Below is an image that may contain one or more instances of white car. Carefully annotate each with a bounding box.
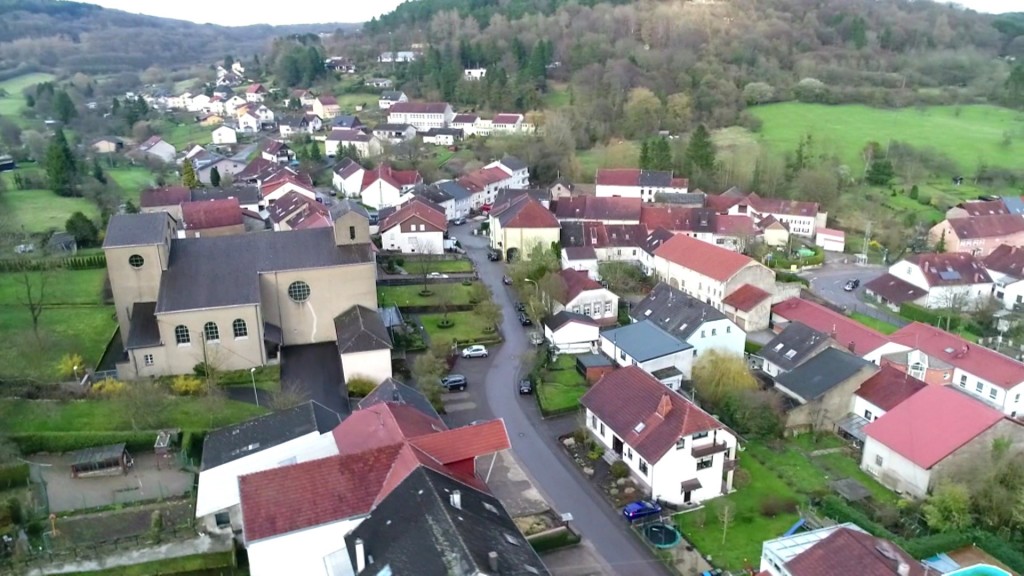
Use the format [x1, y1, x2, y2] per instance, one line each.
[461, 345, 489, 358]
[427, 272, 449, 278]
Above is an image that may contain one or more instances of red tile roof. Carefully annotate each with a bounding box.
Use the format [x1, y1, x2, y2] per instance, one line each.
[246, 83, 266, 94]
[817, 227, 845, 239]
[786, 527, 925, 576]
[722, 283, 770, 312]
[318, 95, 338, 106]
[983, 244, 1024, 278]
[639, 206, 715, 232]
[408, 419, 510, 464]
[906, 252, 991, 286]
[890, 322, 1024, 389]
[389, 102, 450, 114]
[947, 214, 1024, 239]
[493, 196, 559, 229]
[332, 403, 447, 455]
[557, 268, 603, 303]
[457, 166, 511, 193]
[716, 214, 759, 236]
[581, 366, 727, 463]
[855, 365, 927, 412]
[260, 173, 315, 199]
[864, 385, 1006, 469]
[595, 168, 641, 186]
[451, 113, 479, 124]
[955, 200, 1008, 216]
[140, 186, 190, 208]
[362, 164, 422, 192]
[772, 298, 889, 356]
[492, 113, 522, 125]
[653, 233, 754, 282]
[863, 273, 927, 305]
[379, 198, 447, 233]
[705, 193, 743, 213]
[746, 193, 819, 217]
[180, 198, 242, 230]
[555, 196, 643, 222]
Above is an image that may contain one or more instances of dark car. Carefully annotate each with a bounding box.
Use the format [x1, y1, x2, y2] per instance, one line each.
[518, 378, 533, 395]
[844, 279, 861, 292]
[515, 301, 526, 312]
[622, 500, 662, 522]
[518, 312, 533, 326]
[488, 250, 502, 262]
[440, 374, 467, 391]
[502, 275, 513, 285]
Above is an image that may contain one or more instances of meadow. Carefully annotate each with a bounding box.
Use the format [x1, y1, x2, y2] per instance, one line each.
[0, 72, 56, 117]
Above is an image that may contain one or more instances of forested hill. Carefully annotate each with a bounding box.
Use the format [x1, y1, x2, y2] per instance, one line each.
[0, 0, 355, 76]
[365, 0, 632, 32]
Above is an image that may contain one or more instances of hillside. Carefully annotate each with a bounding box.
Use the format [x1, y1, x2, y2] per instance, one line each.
[0, 0, 358, 76]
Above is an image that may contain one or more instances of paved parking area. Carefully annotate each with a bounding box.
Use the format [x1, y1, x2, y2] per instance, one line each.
[280, 343, 348, 415]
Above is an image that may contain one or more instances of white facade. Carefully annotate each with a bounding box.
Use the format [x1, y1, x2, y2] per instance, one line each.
[596, 183, 688, 201]
[238, 113, 260, 133]
[212, 126, 237, 145]
[333, 169, 365, 197]
[555, 287, 618, 324]
[464, 68, 487, 80]
[951, 368, 1024, 416]
[651, 257, 730, 310]
[326, 134, 382, 159]
[489, 160, 529, 189]
[860, 435, 932, 498]
[340, 349, 393, 384]
[195, 432, 337, 532]
[423, 132, 456, 146]
[599, 336, 694, 387]
[188, 94, 211, 113]
[225, 96, 247, 115]
[545, 321, 600, 354]
[815, 230, 845, 253]
[561, 251, 600, 281]
[248, 518, 361, 576]
[386, 105, 454, 132]
[381, 224, 444, 254]
[887, 259, 993, 310]
[851, 393, 886, 424]
[987, 269, 1024, 311]
[360, 180, 409, 210]
[263, 182, 316, 205]
[683, 318, 745, 360]
[585, 409, 737, 506]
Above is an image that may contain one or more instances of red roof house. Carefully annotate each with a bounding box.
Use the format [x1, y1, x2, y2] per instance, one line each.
[783, 526, 925, 576]
[771, 298, 890, 359]
[652, 233, 755, 282]
[180, 198, 243, 236]
[854, 365, 927, 415]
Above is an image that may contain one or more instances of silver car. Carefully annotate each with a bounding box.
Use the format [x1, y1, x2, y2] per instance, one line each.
[461, 345, 489, 358]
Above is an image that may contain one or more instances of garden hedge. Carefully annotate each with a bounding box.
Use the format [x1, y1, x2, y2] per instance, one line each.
[10, 432, 163, 454]
[0, 254, 106, 272]
[0, 463, 29, 490]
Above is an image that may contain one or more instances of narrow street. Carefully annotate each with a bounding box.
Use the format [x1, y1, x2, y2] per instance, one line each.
[455, 231, 672, 576]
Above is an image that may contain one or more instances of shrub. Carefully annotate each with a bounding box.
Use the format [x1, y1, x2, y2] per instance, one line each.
[91, 378, 127, 397]
[170, 375, 204, 396]
[586, 446, 604, 461]
[346, 376, 377, 398]
[3, 497, 23, 526]
[760, 495, 799, 517]
[817, 495, 895, 539]
[610, 460, 630, 479]
[732, 467, 752, 489]
[0, 463, 30, 490]
[9, 432, 158, 454]
[56, 353, 85, 380]
[149, 510, 163, 544]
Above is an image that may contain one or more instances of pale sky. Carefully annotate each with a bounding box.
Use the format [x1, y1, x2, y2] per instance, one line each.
[82, 0, 1016, 27]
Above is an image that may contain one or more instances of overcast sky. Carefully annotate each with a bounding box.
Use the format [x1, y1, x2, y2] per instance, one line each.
[82, 0, 1015, 27]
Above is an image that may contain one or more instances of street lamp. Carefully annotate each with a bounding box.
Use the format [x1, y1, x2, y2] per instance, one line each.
[72, 365, 79, 381]
[249, 367, 259, 407]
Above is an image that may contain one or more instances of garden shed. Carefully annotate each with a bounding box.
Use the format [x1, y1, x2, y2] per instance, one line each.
[69, 443, 131, 478]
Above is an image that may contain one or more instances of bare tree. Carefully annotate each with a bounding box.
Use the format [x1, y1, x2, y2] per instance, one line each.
[115, 380, 170, 431]
[17, 271, 48, 343]
[718, 502, 734, 545]
[268, 380, 310, 411]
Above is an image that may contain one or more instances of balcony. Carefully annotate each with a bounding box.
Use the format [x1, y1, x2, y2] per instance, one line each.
[723, 459, 738, 471]
[691, 441, 729, 458]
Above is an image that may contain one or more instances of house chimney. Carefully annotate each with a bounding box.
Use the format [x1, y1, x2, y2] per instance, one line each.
[656, 394, 672, 418]
[354, 538, 366, 573]
[897, 562, 910, 576]
[488, 551, 499, 571]
[450, 490, 462, 509]
[848, 341, 856, 354]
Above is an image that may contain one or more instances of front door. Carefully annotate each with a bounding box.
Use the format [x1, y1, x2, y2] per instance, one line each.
[683, 490, 692, 504]
[612, 436, 624, 456]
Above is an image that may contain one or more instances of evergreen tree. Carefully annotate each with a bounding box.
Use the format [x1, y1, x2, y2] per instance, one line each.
[309, 141, 322, 162]
[45, 129, 77, 197]
[111, 97, 120, 114]
[53, 90, 77, 124]
[866, 159, 895, 186]
[683, 124, 717, 175]
[65, 212, 99, 247]
[651, 138, 673, 171]
[639, 139, 651, 170]
[936, 229, 947, 253]
[209, 166, 221, 187]
[91, 157, 106, 184]
[526, 41, 548, 90]
[340, 144, 360, 162]
[181, 161, 200, 189]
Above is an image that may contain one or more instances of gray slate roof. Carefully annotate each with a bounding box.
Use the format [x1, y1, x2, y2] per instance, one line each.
[155, 228, 374, 314]
[601, 319, 691, 362]
[126, 302, 161, 350]
[191, 184, 261, 205]
[411, 184, 452, 206]
[357, 378, 439, 420]
[631, 282, 730, 340]
[759, 322, 831, 372]
[200, 401, 343, 471]
[638, 169, 672, 187]
[334, 305, 393, 354]
[103, 213, 172, 248]
[500, 155, 528, 172]
[544, 310, 598, 331]
[435, 180, 472, 201]
[774, 347, 875, 403]
[326, 197, 369, 221]
[344, 467, 549, 576]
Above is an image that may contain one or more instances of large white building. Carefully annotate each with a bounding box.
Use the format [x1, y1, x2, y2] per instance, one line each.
[630, 282, 746, 361]
[595, 169, 688, 201]
[983, 243, 1024, 310]
[868, 252, 992, 311]
[386, 102, 454, 132]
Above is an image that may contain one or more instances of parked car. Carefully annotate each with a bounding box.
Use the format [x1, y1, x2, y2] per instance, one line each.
[461, 345, 489, 358]
[529, 331, 545, 346]
[428, 272, 449, 279]
[622, 500, 663, 522]
[518, 378, 533, 395]
[452, 217, 466, 225]
[502, 275, 512, 284]
[488, 249, 502, 261]
[440, 374, 467, 391]
[515, 301, 526, 312]
[518, 312, 533, 326]
[843, 279, 860, 291]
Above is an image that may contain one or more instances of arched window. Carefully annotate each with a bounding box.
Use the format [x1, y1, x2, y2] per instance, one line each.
[174, 325, 190, 345]
[288, 280, 311, 303]
[233, 318, 248, 339]
[204, 322, 220, 342]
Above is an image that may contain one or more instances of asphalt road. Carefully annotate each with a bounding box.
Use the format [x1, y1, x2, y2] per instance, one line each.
[453, 232, 671, 576]
[801, 261, 886, 311]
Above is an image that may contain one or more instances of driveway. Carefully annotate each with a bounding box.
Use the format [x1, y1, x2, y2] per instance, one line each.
[279, 343, 350, 416]
[457, 233, 671, 576]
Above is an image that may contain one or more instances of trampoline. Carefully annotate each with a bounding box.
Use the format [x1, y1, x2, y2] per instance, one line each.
[644, 523, 682, 549]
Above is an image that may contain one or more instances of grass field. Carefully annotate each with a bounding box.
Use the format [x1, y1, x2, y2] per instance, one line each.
[60, 550, 237, 575]
[537, 355, 587, 413]
[0, 188, 101, 234]
[542, 83, 571, 109]
[156, 120, 211, 149]
[0, 269, 114, 380]
[750, 103, 1024, 172]
[0, 397, 266, 433]
[107, 166, 155, 202]
[576, 140, 639, 181]
[850, 312, 900, 335]
[0, 72, 55, 116]
[334, 92, 383, 114]
[420, 311, 495, 345]
[377, 282, 479, 308]
[400, 257, 475, 274]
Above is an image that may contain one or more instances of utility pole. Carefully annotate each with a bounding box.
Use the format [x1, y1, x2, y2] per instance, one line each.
[860, 220, 872, 264]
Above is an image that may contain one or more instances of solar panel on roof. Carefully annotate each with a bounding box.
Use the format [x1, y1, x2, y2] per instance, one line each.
[938, 270, 961, 281]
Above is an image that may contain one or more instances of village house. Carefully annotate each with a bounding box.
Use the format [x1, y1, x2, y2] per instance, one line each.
[759, 523, 925, 576]
[458, 161, 523, 209]
[450, 113, 480, 135]
[771, 298, 892, 362]
[377, 90, 407, 109]
[410, 181, 472, 222]
[866, 252, 993, 311]
[237, 111, 261, 133]
[312, 95, 341, 119]
[245, 84, 267, 103]
[595, 168, 689, 201]
[422, 127, 463, 146]
[386, 102, 454, 132]
[488, 194, 560, 262]
[463, 68, 487, 80]
[860, 385, 1024, 498]
[815, 228, 846, 252]
[631, 282, 746, 361]
[378, 198, 448, 254]
[259, 171, 316, 206]
[371, 123, 417, 143]
[581, 367, 739, 507]
[836, 365, 927, 445]
[378, 51, 418, 63]
[543, 312, 600, 354]
[710, 191, 827, 238]
[331, 158, 364, 197]
[983, 243, 1024, 310]
[358, 164, 423, 210]
[266, 191, 336, 232]
[193, 156, 248, 187]
[91, 136, 125, 154]
[260, 141, 295, 165]
[771, 348, 879, 435]
[325, 128, 382, 159]
[555, 196, 643, 225]
[559, 222, 653, 271]
[179, 198, 245, 238]
[560, 246, 600, 280]
[600, 320, 694, 387]
[757, 322, 834, 377]
[134, 136, 176, 163]
[211, 125, 237, 145]
[331, 115, 362, 130]
[928, 214, 1024, 257]
[545, 269, 619, 326]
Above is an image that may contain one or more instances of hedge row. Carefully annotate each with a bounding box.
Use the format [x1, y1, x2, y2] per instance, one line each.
[10, 432, 165, 455]
[0, 254, 107, 273]
[775, 271, 810, 286]
[899, 302, 983, 335]
[0, 463, 30, 490]
[816, 495, 896, 540]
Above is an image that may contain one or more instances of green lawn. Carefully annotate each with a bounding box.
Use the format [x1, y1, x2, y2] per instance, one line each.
[537, 355, 588, 413]
[334, 92, 383, 113]
[0, 268, 107, 305]
[0, 72, 55, 116]
[576, 140, 639, 182]
[0, 397, 266, 434]
[400, 258, 474, 274]
[744, 442, 828, 495]
[0, 187, 102, 234]
[813, 452, 899, 505]
[378, 282, 479, 308]
[849, 312, 900, 335]
[750, 102, 1024, 172]
[107, 167, 156, 202]
[59, 550, 236, 575]
[676, 455, 802, 571]
[420, 310, 495, 345]
[542, 83, 571, 109]
[156, 120, 211, 149]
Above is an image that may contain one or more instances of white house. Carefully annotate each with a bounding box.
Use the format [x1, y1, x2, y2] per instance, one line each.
[491, 113, 528, 134]
[581, 366, 738, 507]
[450, 114, 480, 136]
[238, 112, 260, 133]
[860, 385, 1024, 498]
[422, 128, 463, 146]
[412, 181, 473, 222]
[561, 247, 600, 281]
[378, 90, 407, 109]
[259, 172, 317, 205]
[983, 244, 1024, 310]
[378, 198, 447, 254]
[839, 365, 927, 445]
[379, 51, 418, 63]
[386, 102, 454, 132]
[543, 311, 600, 354]
[880, 252, 993, 310]
[245, 84, 268, 103]
[631, 282, 746, 361]
[135, 136, 176, 164]
[225, 95, 247, 115]
[325, 129, 382, 159]
[723, 192, 825, 238]
[358, 164, 423, 210]
[600, 320, 694, 388]
[489, 156, 530, 189]
[334, 306, 394, 384]
[194, 402, 342, 533]
[332, 158, 365, 197]
[187, 93, 211, 113]
[463, 68, 487, 80]
[547, 268, 619, 326]
[211, 126, 237, 145]
[595, 169, 688, 201]
[815, 228, 846, 253]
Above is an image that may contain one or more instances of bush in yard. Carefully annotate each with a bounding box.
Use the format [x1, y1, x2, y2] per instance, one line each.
[733, 467, 752, 489]
[610, 460, 630, 479]
[0, 463, 29, 489]
[91, 378, 127, 397]
[587, 446, 604, 461]
[760, 495, 799, 517]
[4, 497, 23, 526]
[346, 376, 377, 398]
[170, 375, 205, 396]
[56, 353, 85, 380]
[149, 510, 163, 544]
